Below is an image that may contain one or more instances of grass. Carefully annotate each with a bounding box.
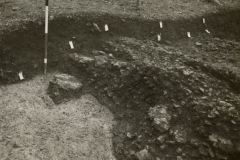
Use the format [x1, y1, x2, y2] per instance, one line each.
[0, 0, 239, 31]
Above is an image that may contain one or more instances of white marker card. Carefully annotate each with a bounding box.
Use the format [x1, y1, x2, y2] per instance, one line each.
[105, 24, 109, 31]
[205, 29, 210, 34]
[69, 41, 74, 49]
[203, 18, 205, 24]
[157, 34, 161, 41]
[159, 21, 163, 28]
[19, 72, 24, 80]
[44, 58, 47, 64]
[187, 32, 191, 38]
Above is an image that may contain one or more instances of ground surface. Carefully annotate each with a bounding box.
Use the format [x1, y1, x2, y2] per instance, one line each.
[0, 74, 116, 160]
[0, 0, 240, 160]
[0, 0, 239, 31]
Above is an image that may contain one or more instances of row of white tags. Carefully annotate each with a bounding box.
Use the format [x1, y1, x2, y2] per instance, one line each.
[158, 18, 210, 41]
[157, 29, 210, 41]
[69, 24, 109, 49]
[187, 29, 210, 38]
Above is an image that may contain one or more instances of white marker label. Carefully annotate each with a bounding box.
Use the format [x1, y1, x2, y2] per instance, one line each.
[157, 34, 161, 41]
[19, 72, 24, 80]
[69, 41, 74, 49]
[44, 58, 47, 64]
[105, 24, 109, 31]
[205, 29, 210, 34]
[203, 18, 205, 24]
[159, 21, 163, 28]
[187, 32, 191, 38]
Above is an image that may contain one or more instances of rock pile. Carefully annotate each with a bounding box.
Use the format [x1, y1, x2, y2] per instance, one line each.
[47, 38, 240, 160]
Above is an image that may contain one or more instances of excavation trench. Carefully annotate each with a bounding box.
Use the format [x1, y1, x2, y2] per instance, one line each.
[0, 9, 239, 85]
[0, 9, 240, 160]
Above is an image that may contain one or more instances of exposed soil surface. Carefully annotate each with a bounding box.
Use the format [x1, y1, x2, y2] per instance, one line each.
[0, 74, 116, 159]
[1, 0, 240, 160]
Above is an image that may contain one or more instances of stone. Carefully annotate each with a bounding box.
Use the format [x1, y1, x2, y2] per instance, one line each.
[95, 55, 109, 67]
[120, 69, 129, 75]
[164, 40, 172, 45]
[160, 145, 167, 150]
[157, 134, 167, 143]
[166, 140, 175, 144]
[48, 74, 83, 104]
[190, 138, 201, 146]
[172, 126, 187, 143]
[209, 134, 218, 143]
[127, 132, 132, 138]
[50, 74, 83, 90]
[208, 108, 219, 118]
[211, 0, 222, 5]
[113, 61, 128, 68]
[12, 7, 21, 11]
[208, 148, 215, 157]
[209, 134, 235, 153]
[218, 101, 232, 107]
[216, 152, 228, 160]
[69, 53, 94, 64]
[217, 101, 239, 117]
[93, 23, 101, 32]
[129, 150, 136, 156]
[92, 50, 106, 55]
[199, 145, 209, 156]
[136, 149, 154, 160]
[217, 137, 234, 153]
[177, 156, 183, 160]
[50, 15, 54, 20]
[78, 56, 94, 64]
[195, 42, 202, 46]
[177, 148, 182, 153]
[148, 105, 171, 133]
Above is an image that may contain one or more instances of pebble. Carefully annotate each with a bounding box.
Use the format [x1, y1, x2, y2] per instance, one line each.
[177, 148, 182, 153]
[195, 42, 202, 46]
[157, 134, 167, 143]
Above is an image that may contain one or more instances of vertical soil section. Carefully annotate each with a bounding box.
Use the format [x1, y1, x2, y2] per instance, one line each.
[0, 9, 240, 160]
[0, 10, 239, 84]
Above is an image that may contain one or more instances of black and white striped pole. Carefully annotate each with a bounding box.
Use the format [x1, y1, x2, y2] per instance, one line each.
[44, 0, 49, 75]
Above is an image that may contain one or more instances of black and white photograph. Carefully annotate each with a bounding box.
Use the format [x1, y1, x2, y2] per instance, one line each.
[0, 0, 240, 159]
